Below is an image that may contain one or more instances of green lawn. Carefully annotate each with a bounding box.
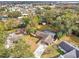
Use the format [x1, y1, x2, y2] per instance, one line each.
[57, 49, 64, 55]
[41, 45, 60, 58]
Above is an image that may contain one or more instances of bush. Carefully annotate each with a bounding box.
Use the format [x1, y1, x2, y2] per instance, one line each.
[27, 27, 37, 34]
[57, 49, 64, 55]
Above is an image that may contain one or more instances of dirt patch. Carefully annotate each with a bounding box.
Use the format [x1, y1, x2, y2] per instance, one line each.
[22, 35, 39, 52]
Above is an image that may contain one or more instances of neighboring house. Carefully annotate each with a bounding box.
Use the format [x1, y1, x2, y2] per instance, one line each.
[58, 41, 74, 53]
[59, 49, 79, 58]
[58, 41, 79, 58]
[39, 17, 47, 25]
[35, 30, 57, 45]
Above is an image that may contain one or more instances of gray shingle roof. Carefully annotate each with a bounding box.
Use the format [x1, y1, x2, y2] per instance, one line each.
[58, 41, 79, 58]
[59, 41, 74, 53]
[76, 49, 79, 58]
[62, 49, 79, 58]
[63, 49, 77, 58]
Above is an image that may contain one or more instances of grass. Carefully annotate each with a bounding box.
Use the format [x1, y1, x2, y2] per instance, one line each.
[41, 45, 60, 58]
[60, 35, 79, 47]
[36, 25, 59, 32]
[22, 35, 39, 52]
[6, 29, 17, 33]
[36, 25, 51, 30]
[57, 49, 64, 55]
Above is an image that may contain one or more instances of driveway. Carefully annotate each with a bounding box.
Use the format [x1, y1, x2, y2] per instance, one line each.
[34, 44, 48, 58]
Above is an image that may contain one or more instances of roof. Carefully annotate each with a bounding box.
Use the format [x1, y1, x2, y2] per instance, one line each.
[59, 41, 74, 53]
[43, 30, 56, 38]
[36, 30, 56, 39]
[36, 30, 56, 45]
[35, 31, 48, 38]
[42, 35, 54, 45]
[62, 49, 79, 58]
[76, 49, 79, 58]
[58, 41, 79, 58]
[63, 49, 77, 58]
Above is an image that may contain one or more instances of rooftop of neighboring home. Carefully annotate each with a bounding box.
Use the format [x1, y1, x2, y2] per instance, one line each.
[58, 41, 74, 53]
[58, 41, 79, 58]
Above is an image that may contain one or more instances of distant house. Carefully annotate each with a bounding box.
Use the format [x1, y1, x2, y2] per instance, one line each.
[39, 17, 47, 25]
[58, 41, 79, 58]
[35, 30, 57, 45]
[22, 13, 28, 16]
[0, 15, 8, 22]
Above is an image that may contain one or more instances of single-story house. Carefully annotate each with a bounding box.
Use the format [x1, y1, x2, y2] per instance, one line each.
[0, 16, 8, 22]
[39, 17, 47, 25]
[35, 30, 57, 45]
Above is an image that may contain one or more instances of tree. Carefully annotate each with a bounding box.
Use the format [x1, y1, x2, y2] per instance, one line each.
[5, 19, 20, 30]
[30, 16, 41, 27]
[43, 6, 51, 10]
[27, 27, 37, 34]
[56, 31, 63, 39]
[0, 31, 9, 57]
[8, 11, 21, 18]
[0, 22, 5, 31]
[22, 17, 30, 27]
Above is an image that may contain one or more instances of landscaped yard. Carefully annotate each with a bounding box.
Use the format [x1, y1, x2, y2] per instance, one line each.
[41, 45, 60, 58]
[22, 35, 39, 52]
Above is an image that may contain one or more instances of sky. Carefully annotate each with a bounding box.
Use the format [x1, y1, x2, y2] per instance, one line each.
[0, 0, 79, 1]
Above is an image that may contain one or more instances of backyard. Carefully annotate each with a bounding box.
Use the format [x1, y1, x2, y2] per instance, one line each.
[22, 35, 39, 52]
[60, 35, 79, 47]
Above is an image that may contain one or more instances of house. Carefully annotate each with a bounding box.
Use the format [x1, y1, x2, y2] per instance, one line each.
[0, 15, 8, 22]
[35, 30, 57, 45]
[58, 41, 79, 58]
[39, 17, 47, 25]
[59, 49, 79, 58]
[58, 41, 74, 53]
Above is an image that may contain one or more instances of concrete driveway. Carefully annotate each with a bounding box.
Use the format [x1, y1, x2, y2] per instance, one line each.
[34, 44, 48, 58]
